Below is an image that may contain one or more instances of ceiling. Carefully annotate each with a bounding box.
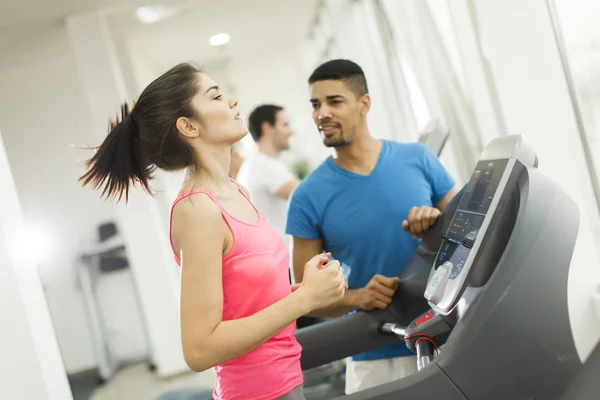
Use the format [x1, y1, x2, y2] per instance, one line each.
[0, 0, 128, 29]
[109, 0, 319, 72]
[0, 0, 318, 69]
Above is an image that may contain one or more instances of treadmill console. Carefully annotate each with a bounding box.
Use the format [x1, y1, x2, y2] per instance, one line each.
[425, 159, 510, 312]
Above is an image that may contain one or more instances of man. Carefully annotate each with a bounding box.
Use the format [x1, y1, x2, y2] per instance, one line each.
[285, 59, 457, 394]
[243, 104, 299, 244]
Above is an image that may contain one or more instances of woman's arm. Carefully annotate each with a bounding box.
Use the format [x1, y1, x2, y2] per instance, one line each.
[172, 194, 338, 372]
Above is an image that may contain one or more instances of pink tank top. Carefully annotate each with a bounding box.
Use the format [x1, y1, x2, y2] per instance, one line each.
[169, 182, 303, 400]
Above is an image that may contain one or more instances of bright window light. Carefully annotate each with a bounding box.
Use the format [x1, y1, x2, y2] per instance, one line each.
[136, 5, 169, 24]
[13, 224, 53, 265]
[209, 33, 230, 47]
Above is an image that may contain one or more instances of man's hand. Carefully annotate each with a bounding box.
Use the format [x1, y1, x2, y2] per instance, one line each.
[356, 275, 400, 311]
[402, 206, 441, 239]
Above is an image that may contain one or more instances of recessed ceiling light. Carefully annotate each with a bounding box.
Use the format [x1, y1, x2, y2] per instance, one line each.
[209, 33, 230, 47]
[136, 5, 172, 24]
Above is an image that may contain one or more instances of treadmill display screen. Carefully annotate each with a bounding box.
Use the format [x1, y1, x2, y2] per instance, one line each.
[445, 159, 508, 244]
[435, 159, 509, 279]
[435, 241, 471, 279]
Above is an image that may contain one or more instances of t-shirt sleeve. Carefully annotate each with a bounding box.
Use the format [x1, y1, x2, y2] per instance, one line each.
[285, 186, 322, 240]
[257, 158, 296, 195]
[420, 144, 456, 205]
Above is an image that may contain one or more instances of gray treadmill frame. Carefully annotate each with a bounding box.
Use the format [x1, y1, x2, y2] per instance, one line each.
[560, 341, 600, 400]
[297, 135, 582, 399]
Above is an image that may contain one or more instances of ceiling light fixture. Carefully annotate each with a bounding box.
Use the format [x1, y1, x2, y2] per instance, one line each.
[136, 5, 171, 24]
[209, 33, 230, 47]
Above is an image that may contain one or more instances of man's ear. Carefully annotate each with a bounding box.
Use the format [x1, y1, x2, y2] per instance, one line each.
[359, 93, 371, 116]
[176, 116, 200, 139]
[261, 121, 273, 137]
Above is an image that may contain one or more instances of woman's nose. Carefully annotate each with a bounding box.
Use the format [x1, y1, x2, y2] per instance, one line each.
[229, 99, 239, 108]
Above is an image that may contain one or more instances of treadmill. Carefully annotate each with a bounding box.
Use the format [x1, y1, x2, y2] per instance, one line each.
[418, 118, 450, 157]
[559, 340, 600, 400]
[296, 135, 583, 399]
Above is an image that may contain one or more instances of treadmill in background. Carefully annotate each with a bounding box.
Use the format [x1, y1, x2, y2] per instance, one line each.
[418, 118, 450, 157]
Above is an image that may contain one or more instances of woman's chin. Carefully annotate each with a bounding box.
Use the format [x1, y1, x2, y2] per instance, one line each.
[234, 129, 249, 142]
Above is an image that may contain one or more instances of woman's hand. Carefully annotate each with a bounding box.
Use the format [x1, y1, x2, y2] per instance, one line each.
[296, 252, 347, 311]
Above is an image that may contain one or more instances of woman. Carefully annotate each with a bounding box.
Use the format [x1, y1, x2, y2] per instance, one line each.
[229, 143, 244, 180]
[79, 62, 347, 400]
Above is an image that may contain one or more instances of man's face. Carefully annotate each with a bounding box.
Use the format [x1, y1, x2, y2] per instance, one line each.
[271, 110, 293, 151]
[309, 79, 367, 148]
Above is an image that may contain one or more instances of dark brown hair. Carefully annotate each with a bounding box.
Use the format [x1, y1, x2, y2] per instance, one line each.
[308, 59, 369, 98]
[247, 104, 284, 142]
[79, 62, 202, 202]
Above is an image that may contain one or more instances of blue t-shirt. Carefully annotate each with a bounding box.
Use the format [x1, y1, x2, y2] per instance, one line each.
[286, 140, 455, 361]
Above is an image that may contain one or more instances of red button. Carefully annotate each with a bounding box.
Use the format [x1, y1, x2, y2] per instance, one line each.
[415, 311, 434, 326]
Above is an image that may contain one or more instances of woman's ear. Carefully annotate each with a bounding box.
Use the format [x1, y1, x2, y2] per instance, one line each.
[176, 117, 200, 139]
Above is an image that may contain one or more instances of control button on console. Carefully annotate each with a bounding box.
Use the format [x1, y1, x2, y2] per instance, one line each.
[425, 262, 452, 304]
[463, 236, 476, 249]
[415, 311, 434, 326]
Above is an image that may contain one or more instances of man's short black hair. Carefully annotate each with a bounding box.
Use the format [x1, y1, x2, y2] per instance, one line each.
[248, 104, 284, 142]
[308, 59, 369, 98]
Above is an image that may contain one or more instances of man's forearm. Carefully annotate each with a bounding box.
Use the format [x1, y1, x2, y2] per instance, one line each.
[306, 289, 362, 318]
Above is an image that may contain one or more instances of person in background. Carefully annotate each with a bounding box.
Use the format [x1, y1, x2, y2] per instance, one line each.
[78, 62, 347, 400]
[229, 142, 244, 180]
[243, 104, 299, 245]
[285, 59, 458, 394]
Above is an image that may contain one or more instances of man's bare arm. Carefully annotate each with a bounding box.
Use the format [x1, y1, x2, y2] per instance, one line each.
[275, 179, 300, 200]
[435, 187, 458, 211]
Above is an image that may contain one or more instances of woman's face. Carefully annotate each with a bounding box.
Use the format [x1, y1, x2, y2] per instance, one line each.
[188, 73, 248, 145]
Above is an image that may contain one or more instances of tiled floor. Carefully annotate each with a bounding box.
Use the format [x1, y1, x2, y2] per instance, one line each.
[88, 363, 215, 400]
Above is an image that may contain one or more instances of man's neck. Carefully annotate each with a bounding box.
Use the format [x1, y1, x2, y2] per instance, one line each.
[257, 140, 280, 158]
[333, 130, 382, 174]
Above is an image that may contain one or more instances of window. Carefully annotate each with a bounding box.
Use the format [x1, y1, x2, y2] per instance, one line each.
[549, 0, 600, 213]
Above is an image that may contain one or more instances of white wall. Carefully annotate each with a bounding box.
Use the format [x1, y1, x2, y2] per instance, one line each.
[0, 132, 73, 399]
[0, 38, 147, 373]
[67, 11, 188, 377]
[0, 48, 108, 373]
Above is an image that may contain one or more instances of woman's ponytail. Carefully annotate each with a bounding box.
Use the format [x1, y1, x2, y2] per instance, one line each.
[79, 103, 154, 202]
[79, 62, 203, 201]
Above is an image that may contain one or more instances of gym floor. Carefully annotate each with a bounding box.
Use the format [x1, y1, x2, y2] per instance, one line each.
[69, 363, 215, 400]
[69, 361, 346, 400]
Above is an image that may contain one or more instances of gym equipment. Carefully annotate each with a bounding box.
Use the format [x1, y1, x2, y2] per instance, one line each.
[78, 222, 155, 383]
[559, 340, 600, 400]
[418, 118, 450, 157]
[296, 135, 583, 399]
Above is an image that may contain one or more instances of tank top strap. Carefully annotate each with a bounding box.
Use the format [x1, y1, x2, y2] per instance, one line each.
[171, 188, 238, 226]
[169, 189, 231, 265]
[229, 178, 250, 201]
[172, 189, 223, 210]
[229, 178, 264, 221]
